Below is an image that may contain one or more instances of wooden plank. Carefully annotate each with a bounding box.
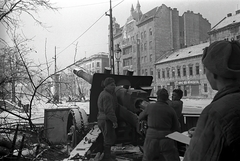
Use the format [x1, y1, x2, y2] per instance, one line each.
[68, 125, 101, 160]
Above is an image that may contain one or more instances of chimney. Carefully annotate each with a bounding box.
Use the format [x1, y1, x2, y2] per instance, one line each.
[227, 13, 232, 17]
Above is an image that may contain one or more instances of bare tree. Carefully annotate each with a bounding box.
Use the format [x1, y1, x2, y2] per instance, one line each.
[0, 0, 57, 30]
[0, 1, 61, 159]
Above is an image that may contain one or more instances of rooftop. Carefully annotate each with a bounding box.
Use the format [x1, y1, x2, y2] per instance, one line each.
[155, 42, 209, 64]
[211, 11, 240, 30]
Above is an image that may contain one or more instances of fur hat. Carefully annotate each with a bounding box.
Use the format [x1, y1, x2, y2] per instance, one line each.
[202, 40, 240, 78]
[104, 77, 115, 87]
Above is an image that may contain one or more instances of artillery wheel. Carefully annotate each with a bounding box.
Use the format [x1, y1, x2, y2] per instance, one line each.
[66, 108, 88, 154]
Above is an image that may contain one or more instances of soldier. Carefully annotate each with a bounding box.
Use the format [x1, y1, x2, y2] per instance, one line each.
[97, 77, 118, 161]
[184, 40, 240, 160]
[139, 88, 180, 161]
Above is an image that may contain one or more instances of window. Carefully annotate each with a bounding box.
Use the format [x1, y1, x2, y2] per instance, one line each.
[149, 41, 152, 50]
[203, 66, 206, 74]
[131, 36, 134, 43]
[149, 28, 152, 36]
[183, 65, 186, 76]
[196, 63, 200, 75]
[141, 32, 144, 39]
[141, 43, 143, 51]
[144, 42, 147, 51]
[157, 70, 161, 79]
[150, 68, 153, 75]
[177, 67, 181, 77]
[145, 69, 148, 75]
[144, 31, 146, 38]
[166, 68, 170, 78]
[97, 62, 100, 67]
[162, 70, 165, 78]
[150, 54, 153, 62]
[172, 67, 175, 78]
[92, 62, 94, 67]
[189, 66, 193, 76]
[123, 57, 132, 67]
[142, 69, 144, 75]
[204, 83, 208, 92]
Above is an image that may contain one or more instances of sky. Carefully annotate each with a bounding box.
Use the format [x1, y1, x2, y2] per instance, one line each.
[1, 0, 240, 73]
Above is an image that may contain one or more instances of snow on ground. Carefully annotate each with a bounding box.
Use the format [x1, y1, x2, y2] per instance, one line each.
[182, 98, 212, 114]
[0, 100, 90, 125]
[1, 98, 212, 125]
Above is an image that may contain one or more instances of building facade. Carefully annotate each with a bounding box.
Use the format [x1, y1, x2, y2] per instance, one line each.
[75, 52, 110, 74]
[180, 11, 211, 47]
[155, 10, 240, 98]
[155, 42, 216, 98]
[112, 2, 211, 95]
[209, 10, 240, 43]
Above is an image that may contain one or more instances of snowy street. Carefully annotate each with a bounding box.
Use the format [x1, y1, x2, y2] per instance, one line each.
[0, 98, 212, 125]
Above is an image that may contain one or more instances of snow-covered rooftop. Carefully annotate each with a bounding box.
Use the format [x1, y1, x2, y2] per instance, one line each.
[212, 12, 240, 30]
[155, 42, 209, 64]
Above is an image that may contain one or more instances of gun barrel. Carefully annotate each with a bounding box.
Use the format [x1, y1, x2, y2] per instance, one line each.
[73, 69, 93, 84]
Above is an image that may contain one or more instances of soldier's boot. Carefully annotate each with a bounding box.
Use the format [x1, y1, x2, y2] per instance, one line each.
[101, 146, 115, 161]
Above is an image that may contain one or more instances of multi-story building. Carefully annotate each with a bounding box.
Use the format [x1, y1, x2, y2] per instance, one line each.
[209, 10, 240, 43]
[112, 2, 211, 94]
[75, 52, 109, 74]
[180, 11, 211, 47]
[155, 10, 240, 98]
[155, 42, 216, 98]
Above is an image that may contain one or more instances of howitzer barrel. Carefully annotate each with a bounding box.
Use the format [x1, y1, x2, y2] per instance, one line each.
[73, 69, 93, 84]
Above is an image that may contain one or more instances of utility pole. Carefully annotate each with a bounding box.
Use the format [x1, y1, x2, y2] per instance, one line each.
[54, 46, 57, 75]
[74, 42, 78, 63]
[106, 0, 115, 74]
[53, 46, 59, 103]
[45, 38, 50, 76]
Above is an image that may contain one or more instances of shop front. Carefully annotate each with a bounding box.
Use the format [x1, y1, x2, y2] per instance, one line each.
[176, 80, 201, 98]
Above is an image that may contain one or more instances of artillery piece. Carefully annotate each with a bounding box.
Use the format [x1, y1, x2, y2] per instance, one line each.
[66, 68, 153, 158]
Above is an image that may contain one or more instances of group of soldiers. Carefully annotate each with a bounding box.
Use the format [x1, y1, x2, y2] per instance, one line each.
[94, 40, 240, 161]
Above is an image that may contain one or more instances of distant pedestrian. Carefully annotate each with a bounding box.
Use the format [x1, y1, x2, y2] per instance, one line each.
[139, 88, 180, 161]
[97, 77, 118, 161]
[183, 40, 240, 160]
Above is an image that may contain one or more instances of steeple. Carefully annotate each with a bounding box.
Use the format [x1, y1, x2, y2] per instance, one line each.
[136, 0, 141, 12]
[131, 4, 134, 13]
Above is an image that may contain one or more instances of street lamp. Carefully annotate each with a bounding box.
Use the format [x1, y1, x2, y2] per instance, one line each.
[115, 44, 122, 75]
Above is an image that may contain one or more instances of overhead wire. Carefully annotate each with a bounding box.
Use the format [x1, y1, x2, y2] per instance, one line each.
[54, 0, 124, 63]
[59, 1, 110, 9]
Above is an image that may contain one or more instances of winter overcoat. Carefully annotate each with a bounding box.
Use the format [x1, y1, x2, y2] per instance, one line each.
[97, 85, 118, 146]
[184, 85, 240, 161]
